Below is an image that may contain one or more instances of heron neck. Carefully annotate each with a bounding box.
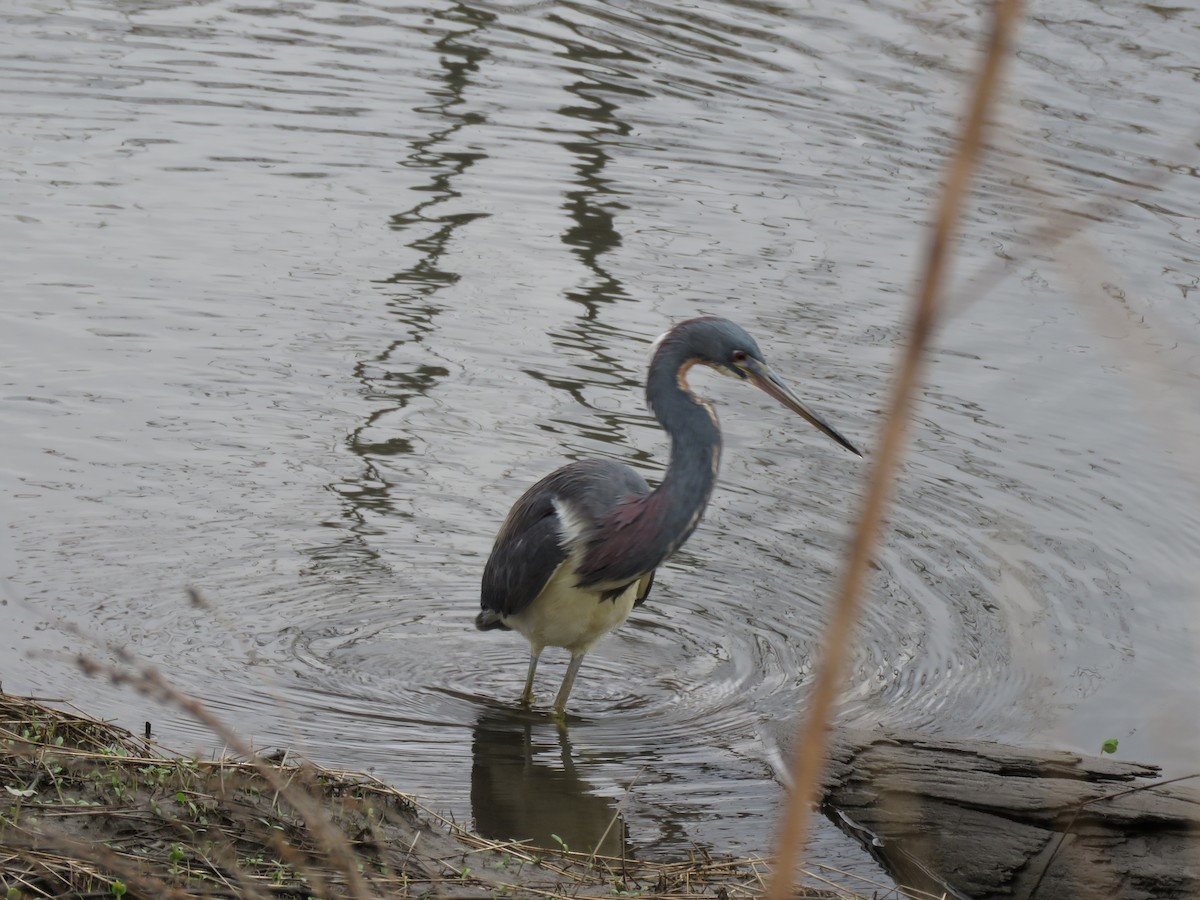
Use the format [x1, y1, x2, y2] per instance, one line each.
[644, 351, 722, 555]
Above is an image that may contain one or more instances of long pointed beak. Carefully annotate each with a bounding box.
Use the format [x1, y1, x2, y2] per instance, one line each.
[743, 359, 862, 456]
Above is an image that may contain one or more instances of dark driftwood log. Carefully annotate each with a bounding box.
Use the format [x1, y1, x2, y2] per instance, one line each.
[819, 729, 1200, 900]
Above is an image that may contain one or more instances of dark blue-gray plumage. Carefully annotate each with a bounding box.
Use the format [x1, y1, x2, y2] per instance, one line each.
[477, 316, 860, 714]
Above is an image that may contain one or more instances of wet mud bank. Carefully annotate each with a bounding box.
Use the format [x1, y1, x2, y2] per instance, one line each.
[0, 692, 842, 899]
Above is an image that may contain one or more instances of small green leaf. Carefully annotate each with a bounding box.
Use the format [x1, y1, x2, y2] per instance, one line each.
[1101, 738, 1119, 755]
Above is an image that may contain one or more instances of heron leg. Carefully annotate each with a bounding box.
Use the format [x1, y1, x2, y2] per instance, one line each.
[520, 647, 542, 706]
[553, 652, 587, 713]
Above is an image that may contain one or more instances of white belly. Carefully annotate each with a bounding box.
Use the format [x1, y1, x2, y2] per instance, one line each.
[504, 562, 639, 655]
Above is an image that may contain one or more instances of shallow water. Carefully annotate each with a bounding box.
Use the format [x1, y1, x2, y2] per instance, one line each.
[3, 0, 1199, 876]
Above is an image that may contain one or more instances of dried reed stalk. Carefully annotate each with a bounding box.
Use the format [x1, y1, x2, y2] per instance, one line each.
[74, 651, 375, 900]
[766, 2, 1024, 897]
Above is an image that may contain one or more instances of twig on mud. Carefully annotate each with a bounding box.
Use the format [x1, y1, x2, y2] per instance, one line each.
[74, 649, 375, 900]
[589, 762, 645, 863]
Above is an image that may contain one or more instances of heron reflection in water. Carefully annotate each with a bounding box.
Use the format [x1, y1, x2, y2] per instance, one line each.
[476, 317, 860, 715]
[470, 709, 627, 857]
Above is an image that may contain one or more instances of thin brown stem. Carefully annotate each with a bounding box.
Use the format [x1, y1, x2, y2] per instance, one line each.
[766, 2, 1024, 898]
[75, 652, 375, 900]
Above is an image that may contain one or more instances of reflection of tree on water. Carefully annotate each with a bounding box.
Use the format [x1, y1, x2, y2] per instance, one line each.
[470, 710, 627, 858]
[528, 35, 654, 464]
[304, 2, 493, 582]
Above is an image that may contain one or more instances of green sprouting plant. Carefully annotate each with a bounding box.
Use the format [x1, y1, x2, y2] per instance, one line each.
[110, 881, 127, 898]
[168, 843, 185, 874]
[176, 790, 207, 823]
[173, 758, 199, 792]
[1100, 738, 1119, 755]
[550, 833, 569, 853]
[140, 764, 173, 788]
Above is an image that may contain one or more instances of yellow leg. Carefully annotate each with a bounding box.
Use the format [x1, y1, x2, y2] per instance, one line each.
[520, 648, 541, 706]
[553, 652, 587, 714]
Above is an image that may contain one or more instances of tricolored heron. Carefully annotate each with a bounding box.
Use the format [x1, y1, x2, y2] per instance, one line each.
[476, 316, 860, 714]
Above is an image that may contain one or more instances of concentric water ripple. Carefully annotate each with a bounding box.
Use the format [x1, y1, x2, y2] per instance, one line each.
[3, 0, 1198, 874]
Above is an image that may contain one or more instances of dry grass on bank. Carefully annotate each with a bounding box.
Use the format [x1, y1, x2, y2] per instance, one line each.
[0, 692, 899, 900]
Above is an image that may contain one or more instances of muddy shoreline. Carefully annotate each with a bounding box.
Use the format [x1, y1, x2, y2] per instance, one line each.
[1, 691, 861, 899]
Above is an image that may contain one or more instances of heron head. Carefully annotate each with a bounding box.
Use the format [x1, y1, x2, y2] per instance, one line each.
[659, 316, 862, 457]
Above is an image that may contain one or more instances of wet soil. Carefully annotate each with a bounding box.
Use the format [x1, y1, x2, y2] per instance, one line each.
[0, 691, 845, 899]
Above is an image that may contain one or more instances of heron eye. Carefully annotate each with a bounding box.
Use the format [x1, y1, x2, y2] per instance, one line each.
[732, 350, 748, 364]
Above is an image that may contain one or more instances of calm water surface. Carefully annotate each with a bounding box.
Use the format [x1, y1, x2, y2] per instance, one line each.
[3, 0, 1199, 876]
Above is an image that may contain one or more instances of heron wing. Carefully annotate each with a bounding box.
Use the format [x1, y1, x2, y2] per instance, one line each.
[481, 459, 650, 618]
[480, 487, 566, 619]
